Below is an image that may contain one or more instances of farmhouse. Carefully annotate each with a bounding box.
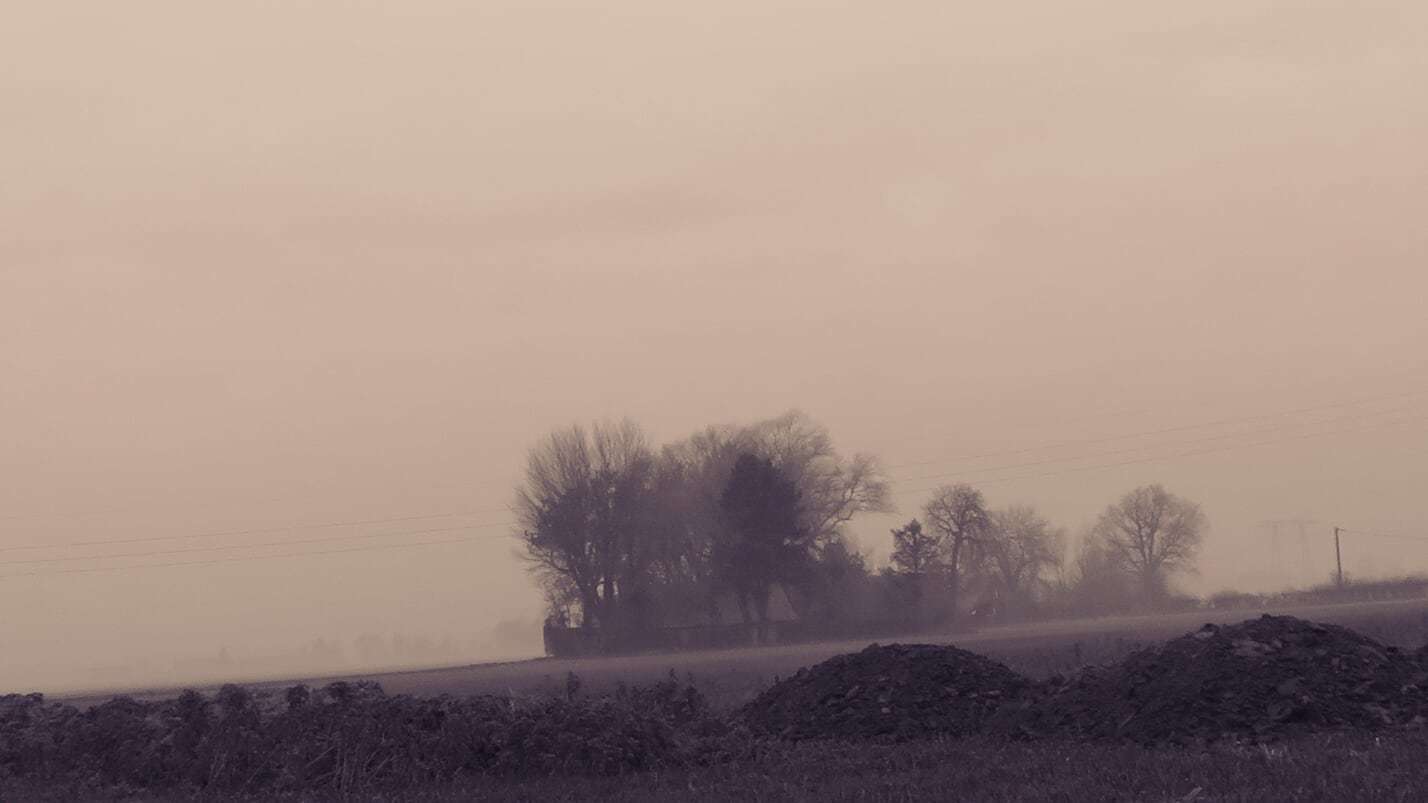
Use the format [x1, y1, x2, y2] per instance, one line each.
[542, 585, 799, 657]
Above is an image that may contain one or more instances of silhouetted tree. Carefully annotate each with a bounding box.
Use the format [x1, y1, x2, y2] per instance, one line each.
[982, 505, 1063, 620]
[923, 484, 990, 621]
[1092, 484, 1206, 605]
[716, 453, 809, 627]
[890, 518, 940, 576]
[660, 412, 893, 622]
[742, 410, 893, 546]
[642, 430, 736, 625]
[889, 519, 942, 622]
[797, 537, 874, 622]
[516, 412, 892, 633]
[1056, 529, 1138, 615]
[514, 420, 659, 631]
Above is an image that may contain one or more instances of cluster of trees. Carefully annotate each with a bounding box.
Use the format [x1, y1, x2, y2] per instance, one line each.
[515, 411, 891, 633]
[515, 411, 1208, 633]
[883, 482, 1207, 624]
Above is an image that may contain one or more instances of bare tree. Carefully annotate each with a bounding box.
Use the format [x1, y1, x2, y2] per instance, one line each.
[655, 425, 746, 623]
[1092, 484, 1206, 604]
[922, 484, 990, 621]
[664, 411, 893, 620]
[1063, 529, 1136, 614]
[743, 410, 894, 545]
[982, 505, 1062, 620]
[538, 571, 581, 628]
[513, 419, 658, 631]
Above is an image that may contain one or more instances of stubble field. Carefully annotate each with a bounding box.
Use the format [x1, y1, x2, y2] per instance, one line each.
[19, 597, 1428, 802]
[67, 596, 1428, 711]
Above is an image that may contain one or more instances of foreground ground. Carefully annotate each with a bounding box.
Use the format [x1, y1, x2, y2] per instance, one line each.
[392, 734, 1428, 802]
[11, 606, 1428, 801]
[11, 733, 1423, 801]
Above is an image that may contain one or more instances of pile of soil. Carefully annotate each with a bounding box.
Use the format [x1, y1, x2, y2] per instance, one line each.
[998, 615, 1428, 744]
[741, 643, 1029, 740]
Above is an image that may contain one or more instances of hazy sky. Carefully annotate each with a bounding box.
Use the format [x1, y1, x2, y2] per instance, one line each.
[4, 1, 1427, 693]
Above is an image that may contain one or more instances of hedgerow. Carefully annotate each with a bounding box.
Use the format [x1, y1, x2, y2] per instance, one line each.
[0, 675, 745, 797]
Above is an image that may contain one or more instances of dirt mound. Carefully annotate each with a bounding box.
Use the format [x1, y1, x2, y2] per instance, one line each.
[999, 615, 1428, 744]
[741, 643, 1029, 740]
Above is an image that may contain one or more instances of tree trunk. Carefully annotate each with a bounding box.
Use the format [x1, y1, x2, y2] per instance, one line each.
[754, 586, 772, 644]
[599, 577, 618, 632]
[579, 588, 600, 629]
[736, 590, 753, 625]
[948, 538, 964, 622]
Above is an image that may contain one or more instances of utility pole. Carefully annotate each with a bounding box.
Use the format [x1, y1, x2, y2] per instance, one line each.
[1334, 526, 1344, 588]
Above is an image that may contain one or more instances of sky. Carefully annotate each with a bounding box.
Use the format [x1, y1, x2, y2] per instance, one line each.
[3, 0, 1427, 693]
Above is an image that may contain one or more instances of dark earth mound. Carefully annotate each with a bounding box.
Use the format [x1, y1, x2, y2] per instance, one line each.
[741, 643, 1029, 740]
[997, 614, 1428, 744]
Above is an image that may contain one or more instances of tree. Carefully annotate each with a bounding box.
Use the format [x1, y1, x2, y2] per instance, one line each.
[922, 484, 990, 621]
[981, 505, 1063, 620]
[538, 571, 581, 628]
[888, 519, 942, 622]
[513, 420, 659, 631]
[1092, 484, 1206, 604]
[661, 411, 893, 621]
[799, 537, 874, 623]
[890, 519, 940, 576]
[716, 452, 809, 628]
[742, 410, 893, 546]
[1057, 530, 1137, 615]
[515, 412, 893, 634]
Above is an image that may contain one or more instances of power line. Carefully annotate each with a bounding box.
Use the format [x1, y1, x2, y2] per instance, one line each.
[0, 522, 517, 567]
[887, 403, 1423, 486]
[0, 508, 512, 554]
[1339, 527, 1428, 543]
[890, 412, 1428, 497]
[5, 433, 1423, 581]
[0, 482, 510, 524]
[885, 385, 1428, 473]
[7, 381, 1423, 535]
[0, 534, 505, 581]
[7, 383, 1425, 572]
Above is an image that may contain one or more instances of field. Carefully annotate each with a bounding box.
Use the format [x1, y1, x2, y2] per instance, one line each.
[17, 597, 1428, 801]
[1, 733, 1420, 802]
[61, 596, 1428, 711]
[344, 734, 1428, 802]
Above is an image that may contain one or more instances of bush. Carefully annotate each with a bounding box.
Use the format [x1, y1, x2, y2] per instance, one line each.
[0, 677, 732, 797]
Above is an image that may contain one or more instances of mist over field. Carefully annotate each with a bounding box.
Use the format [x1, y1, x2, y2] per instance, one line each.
[3, 0, 1428, 696]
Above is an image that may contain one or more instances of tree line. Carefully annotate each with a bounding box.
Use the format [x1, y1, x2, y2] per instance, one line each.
[514, 411, 1207, 633]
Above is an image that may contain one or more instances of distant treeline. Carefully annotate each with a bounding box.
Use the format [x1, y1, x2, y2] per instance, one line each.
[514, 410, 1211, 640]
[1206, 575, 1428, 610]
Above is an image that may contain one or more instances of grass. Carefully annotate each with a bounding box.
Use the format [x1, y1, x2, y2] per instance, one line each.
[456, 734, 1428, 802]
[50, 732, 1420, 802]
[20, 600, 1428, 801]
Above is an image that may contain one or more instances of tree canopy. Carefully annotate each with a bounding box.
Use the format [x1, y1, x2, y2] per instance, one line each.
[1092, 484, 1206, 603]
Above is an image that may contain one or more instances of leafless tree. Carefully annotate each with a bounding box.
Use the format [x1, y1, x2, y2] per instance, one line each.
[982, 505, 1063, 619]
[538, 571, 581, 628]
[922, 483, 990, 620]
[513, 419, 658, 631]
[1092, 484, 1206, 604]
[743, 410, 894, 544]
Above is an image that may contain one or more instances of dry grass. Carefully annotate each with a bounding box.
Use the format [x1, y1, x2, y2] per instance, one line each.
[84, 732, 1428, 802]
